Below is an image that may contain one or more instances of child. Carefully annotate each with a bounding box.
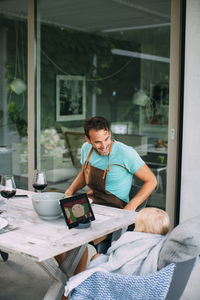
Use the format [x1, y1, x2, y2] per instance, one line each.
[134, 206, 169, 235]
[64, 207, 170, 298]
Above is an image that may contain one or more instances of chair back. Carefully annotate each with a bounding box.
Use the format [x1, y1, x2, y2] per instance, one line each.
[129, 184, 148, 212]
[64, 131, 85, 168]
[165, 257, 197, 299]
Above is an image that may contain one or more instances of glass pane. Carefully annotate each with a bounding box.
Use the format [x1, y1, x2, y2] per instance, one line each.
[0, 4, 28, 189]
[36, 1, 170, 209]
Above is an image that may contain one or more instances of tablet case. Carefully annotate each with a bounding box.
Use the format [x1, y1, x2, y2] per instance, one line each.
[60, 193, 95, 229]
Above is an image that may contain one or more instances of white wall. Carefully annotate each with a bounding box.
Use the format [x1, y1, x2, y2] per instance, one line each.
[180, 0, 200, 221]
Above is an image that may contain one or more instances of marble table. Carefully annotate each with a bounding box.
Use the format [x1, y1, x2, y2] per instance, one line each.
[0, 189, 136, 299]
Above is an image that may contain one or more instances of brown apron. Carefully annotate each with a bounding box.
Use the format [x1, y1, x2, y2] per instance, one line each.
[83, 145, 127, 209]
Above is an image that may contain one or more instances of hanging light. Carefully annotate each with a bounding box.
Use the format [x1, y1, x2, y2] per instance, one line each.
[10, 18, 27, 96]
[132, 90, 150, 106]
[10, 78, 26, 95]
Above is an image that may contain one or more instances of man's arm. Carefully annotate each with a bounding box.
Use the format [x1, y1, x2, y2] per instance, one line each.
[124, 164, 157, 211]
[65, 166, 86, 196]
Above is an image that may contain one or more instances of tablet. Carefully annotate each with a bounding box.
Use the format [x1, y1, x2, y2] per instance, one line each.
[60, 193, 95, 229]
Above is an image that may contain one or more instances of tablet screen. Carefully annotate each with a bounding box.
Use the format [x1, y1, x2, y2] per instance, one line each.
[60, 193, 95, 229]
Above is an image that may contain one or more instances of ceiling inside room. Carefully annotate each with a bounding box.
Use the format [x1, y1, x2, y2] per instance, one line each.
[0, 0, 170, 32]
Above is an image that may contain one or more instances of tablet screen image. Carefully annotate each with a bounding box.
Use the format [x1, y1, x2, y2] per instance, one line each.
[60, 193, 95, 229]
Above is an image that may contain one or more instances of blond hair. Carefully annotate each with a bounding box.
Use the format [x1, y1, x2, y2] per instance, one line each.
[135, 207, 170, 235]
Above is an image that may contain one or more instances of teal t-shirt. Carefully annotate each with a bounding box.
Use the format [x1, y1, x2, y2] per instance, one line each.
[81, 141, 145, 203]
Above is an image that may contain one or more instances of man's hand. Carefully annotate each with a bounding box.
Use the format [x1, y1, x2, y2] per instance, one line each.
[65, 189, 73, 197]
[124, 201, 137, 211]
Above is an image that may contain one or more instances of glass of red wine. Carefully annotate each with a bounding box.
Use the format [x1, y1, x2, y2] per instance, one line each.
[32, 170, 47, 192]
[0, 175, 16, 199]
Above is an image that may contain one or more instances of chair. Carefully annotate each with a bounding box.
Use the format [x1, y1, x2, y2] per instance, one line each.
[68, 215, 200, 300]
[69, 259, 198, 300]
[153, 165, 167, 194]
[165, 257, 197, 299]
[129, 184, 148, 211]
[64, 131, 85, 169]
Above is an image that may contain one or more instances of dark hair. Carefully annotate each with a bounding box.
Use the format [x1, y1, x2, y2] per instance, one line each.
[84, 116, 110, 139]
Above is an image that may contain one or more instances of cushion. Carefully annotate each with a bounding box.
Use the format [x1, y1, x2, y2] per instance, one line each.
[158, 215, 200, 269]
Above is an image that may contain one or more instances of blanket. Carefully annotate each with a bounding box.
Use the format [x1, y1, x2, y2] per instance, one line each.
[69, 263, 175, 300]
[64, 231, 167, 296]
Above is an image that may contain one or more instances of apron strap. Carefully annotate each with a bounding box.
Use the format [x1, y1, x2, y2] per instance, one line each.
[84, 147, 94, 169]
[102, 144, 112, 180]
[84, 142, 121, 180]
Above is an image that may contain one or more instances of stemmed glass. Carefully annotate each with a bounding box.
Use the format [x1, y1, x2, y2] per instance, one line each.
[0, 175, 16, 199]
[32, 170, 47, 192]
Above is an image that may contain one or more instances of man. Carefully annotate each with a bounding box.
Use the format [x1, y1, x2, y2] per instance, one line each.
[59, 116, 158, 291]
[65, 116, 157, 211]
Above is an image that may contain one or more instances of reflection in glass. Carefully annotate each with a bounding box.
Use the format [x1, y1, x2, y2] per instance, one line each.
[36, 1, 170, 209]
[0, 3, 28, 190]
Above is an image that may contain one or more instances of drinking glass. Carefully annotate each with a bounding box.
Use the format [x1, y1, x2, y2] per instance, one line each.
[32, 170, 47, 192]
[0, 175, 16, 199]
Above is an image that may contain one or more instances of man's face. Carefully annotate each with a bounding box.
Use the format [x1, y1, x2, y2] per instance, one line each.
[85, 129, 112, 156]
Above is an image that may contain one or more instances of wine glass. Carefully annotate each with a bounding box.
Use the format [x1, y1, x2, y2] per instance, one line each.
[32, 170, 47, 192]
[0, 175, 16, 199]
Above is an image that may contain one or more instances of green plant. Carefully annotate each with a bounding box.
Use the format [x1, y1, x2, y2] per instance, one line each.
[8, 102, 27, 137]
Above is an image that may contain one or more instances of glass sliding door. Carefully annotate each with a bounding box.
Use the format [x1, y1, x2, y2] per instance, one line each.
[0, 2, 28, 189]
[36, 0, 170, 209]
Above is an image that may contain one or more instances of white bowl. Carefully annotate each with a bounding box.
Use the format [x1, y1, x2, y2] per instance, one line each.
[32, 192, 65, 220]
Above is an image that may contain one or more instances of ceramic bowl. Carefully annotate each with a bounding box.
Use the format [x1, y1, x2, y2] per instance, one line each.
[32, 192, 65, 220]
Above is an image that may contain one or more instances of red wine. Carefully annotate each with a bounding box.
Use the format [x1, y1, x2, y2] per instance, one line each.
[0, 190, 16, 198]
[33, 184, 47, 191]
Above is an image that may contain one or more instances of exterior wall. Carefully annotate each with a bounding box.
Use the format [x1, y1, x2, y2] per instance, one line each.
[180, 0, 200, 221]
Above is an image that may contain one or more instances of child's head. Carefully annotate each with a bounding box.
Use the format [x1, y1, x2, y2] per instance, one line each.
[135, 207, 170, 235]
